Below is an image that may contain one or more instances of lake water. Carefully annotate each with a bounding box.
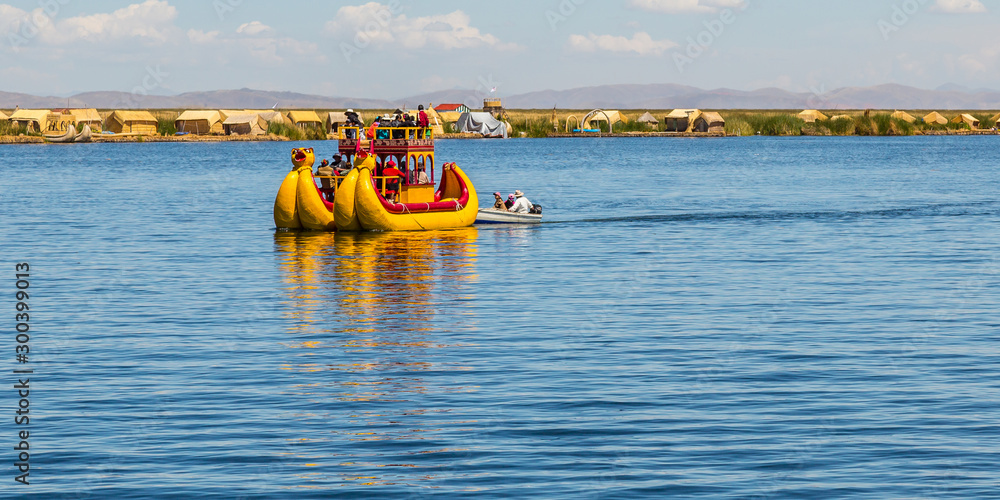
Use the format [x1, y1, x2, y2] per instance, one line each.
[2, 136, 999, 499]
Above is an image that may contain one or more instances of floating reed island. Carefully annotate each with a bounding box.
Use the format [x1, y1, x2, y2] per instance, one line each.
[2, 106, 999, 143]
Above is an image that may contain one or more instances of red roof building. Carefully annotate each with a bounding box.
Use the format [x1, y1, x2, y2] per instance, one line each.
[434, 103, 471, 113]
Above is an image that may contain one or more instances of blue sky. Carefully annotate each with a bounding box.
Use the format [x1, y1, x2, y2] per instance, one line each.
[1, 0, 998, 98]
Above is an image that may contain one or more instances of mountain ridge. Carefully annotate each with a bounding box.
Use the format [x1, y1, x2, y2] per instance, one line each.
[3, 83, 1000, 110]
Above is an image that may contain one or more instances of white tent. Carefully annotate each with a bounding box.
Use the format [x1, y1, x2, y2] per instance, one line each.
[454, 112, 508, 138]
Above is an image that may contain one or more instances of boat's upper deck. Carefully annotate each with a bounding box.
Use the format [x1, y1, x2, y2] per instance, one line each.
[336, 126, 434, 156]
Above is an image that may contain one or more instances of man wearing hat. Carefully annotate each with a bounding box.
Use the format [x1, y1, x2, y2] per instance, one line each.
[331, 153, 351, 176]
[344, 109, 362, 139]
[508, 190, 534, 214]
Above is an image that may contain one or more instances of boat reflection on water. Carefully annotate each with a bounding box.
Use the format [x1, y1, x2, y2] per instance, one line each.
[272, 228, 481, 488]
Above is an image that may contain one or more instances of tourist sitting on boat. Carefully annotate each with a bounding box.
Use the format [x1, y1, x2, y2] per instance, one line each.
[416, 165, 429, 184]
[332, 153, 352, 176]
[505, 194, 515, 209]
[492, 192, 506, 210]
[315, 159, 335, 201]
[376, 121, 390, 140]
[383, 160, 403, 202]
[509, 190, 533, 213]
[401, 114, 416, 127]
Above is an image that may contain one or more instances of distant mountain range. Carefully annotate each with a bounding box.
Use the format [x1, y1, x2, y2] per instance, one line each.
[4, 83, 1000, 110]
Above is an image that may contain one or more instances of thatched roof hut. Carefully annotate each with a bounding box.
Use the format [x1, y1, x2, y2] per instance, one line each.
[664, 109, 701, 132]
[890, 110, 917, 123]
[693, 111, 725, 133]
[326, 111, 350, 133]
[106, 110, 157, 134]
[637, 112, 658, 127]
[584, 110, 626, 128]
[9, 109, 51, 132]
[923, 112, 948, 125]
[830, 114, 853, 121]
[286, 110, 323, 129]
[45, 112, 78, 132]
[253, 111, 286, 125]
[0, 110, 7, 121]
[950, 113, 979, 129]
[798, 110, 829, 123]
[223, 114, 267, 136]
[175, 110, 224, 134]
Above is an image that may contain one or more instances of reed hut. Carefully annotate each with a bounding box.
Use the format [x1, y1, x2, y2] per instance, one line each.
[0, 110, 8, 121]
[223, 113, 267, 136]
[253, 111, 286, 126]
[991, 113, 1000, 129]
[922, 112, 948, 125]
[9, 109, 51, 132]
[637, 112, 659, 128]
[325, 111, 350, 133]
[175, 110, 224, 134]
[69, 109, 103, 131]
[45, 111, 80, 132]
[106, 110, 158, 134]
[584, 110, 626, 129]
[403, 106, 445, 135]
[798, 110, 828, 123]
[664, 109, 701, 132]
[286, 110, 323, 129]
[890, 110, 917, 123]
[830, 114, 853, 121]
[693, 111, 725, 133]
[950, 113, 979, 129]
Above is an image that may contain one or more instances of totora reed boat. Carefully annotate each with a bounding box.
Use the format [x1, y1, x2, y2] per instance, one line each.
[273, 124, 478, 232]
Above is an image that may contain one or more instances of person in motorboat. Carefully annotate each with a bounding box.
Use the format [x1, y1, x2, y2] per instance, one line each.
[509, 190, 533, 213]
[505, 194, 515, 210]
[492, 192, 506, 210]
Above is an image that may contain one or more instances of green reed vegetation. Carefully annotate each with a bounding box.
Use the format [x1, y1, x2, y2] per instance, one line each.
[157, 118, 176, 136]
[0, 121, 39, 136]
[267, 122, 305, 141]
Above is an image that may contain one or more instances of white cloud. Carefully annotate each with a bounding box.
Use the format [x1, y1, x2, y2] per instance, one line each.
[0, 0, 179, 46]
[236, 21, 273, 37]
[568, 32, 677, 56]
[187, 22, 318, 64]
[56, 0, 179, 44]
[187, 29, 219, 44]
[627, 0, 745, 14]
[932, 0, 987, 13]
[325, 2, 517, 50]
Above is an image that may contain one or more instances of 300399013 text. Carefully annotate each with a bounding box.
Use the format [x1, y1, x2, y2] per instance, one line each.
[13, 262, 31, 486]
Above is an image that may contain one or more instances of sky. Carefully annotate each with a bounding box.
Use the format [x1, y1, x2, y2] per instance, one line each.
[1, 0, 999, 99]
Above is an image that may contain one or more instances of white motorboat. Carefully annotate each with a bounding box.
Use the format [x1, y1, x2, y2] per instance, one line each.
[475, 208, 543, 224]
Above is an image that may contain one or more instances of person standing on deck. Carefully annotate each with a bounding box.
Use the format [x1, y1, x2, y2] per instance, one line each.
[417, 105, 429, 129]
[509, 190, 533, 213]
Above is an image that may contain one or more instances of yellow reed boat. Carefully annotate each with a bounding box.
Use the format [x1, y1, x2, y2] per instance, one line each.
[273, 124, 478, 232]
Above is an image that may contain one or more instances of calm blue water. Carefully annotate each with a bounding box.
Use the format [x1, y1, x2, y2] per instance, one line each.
[2, 136, 999, 499]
